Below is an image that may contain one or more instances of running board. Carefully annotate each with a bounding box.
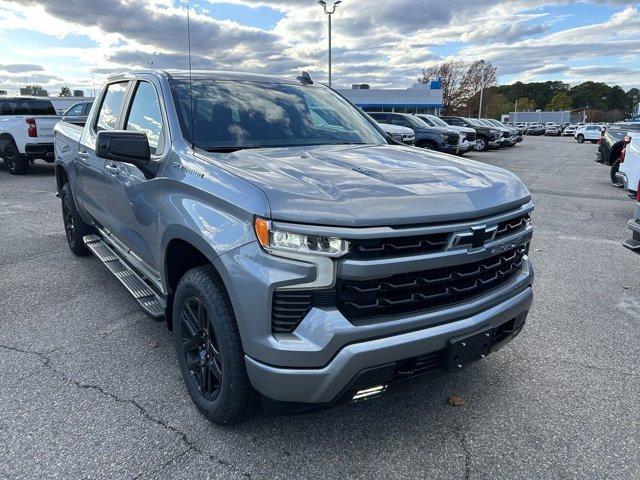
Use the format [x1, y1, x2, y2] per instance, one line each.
[623, 237, 640, 252]
[83, 234, 165, 320]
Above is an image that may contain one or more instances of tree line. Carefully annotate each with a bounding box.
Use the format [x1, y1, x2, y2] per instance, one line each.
[419, 61, 640, 121]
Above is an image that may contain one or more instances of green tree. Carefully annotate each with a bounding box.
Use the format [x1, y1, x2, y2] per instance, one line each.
[545, 91, 572, 110]
[515, 97, 536, 111]
[59, 86, 71, 97]
[485, 92, 512, 119]
[21, 84, 49, 97]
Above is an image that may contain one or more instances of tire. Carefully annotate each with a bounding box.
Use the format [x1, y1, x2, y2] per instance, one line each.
[2, 142, 29, 175]
[590, 140, 598, 144]
[417, 141, 436, 151]
[610, 159, 622, 187]
[173, 266, 252, 425]
[60, 183, 92, 256]
[475, 137, 488, 152]
[576, 134, 585, 143]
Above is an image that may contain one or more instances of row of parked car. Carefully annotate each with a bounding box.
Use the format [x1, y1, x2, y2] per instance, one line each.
[592, 122, 640, 251]
[369, 112, 522, 155]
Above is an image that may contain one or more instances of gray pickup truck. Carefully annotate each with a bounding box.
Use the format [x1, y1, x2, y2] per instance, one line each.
[54, 70, 534, 424]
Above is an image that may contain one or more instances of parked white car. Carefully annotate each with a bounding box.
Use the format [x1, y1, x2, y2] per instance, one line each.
[0, 96, 60, 174]
[378, 123, 415, 145]
[562, 125, 577, 136]
[616, 132, 640, 195]
[575, 125, 602, 143]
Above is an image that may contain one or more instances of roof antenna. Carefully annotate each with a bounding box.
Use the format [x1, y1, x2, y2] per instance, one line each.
[297, 71, 313, 85]
[187, 4, 195, 150]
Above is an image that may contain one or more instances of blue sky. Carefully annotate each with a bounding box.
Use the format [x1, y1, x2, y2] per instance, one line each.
[0, 0, 638, 95]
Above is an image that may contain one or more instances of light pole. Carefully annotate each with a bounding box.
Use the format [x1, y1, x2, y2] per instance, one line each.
[477, 59, 485, 119]
[89, 70, 96, 98]
[318, 0, 341, 87]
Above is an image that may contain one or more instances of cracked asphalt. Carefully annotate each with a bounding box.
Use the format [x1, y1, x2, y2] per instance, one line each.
[1, 136, 639, 479]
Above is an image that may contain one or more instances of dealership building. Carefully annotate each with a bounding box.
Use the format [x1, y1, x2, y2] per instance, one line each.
[337, 80, 443, 115]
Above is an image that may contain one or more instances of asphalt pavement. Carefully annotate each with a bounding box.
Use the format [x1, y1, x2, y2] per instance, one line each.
[0, 136, 638, 479]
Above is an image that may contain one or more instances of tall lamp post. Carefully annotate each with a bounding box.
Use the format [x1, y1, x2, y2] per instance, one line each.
[89, 70, 96, 98]
[318, 0, 341, 87]
[477, 59, 485, 119]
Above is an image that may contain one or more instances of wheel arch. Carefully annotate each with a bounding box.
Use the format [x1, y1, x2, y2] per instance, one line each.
[0, 132, 16, 151]
[161, 229, 236, 332]
[55, 164, 69, 193]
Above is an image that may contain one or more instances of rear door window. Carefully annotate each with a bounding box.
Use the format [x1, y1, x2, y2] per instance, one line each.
[27, 99, 56, 115]
[124, 81, 165, 155]
[96, 82, 128, 131]
[67, 103, 86, 116]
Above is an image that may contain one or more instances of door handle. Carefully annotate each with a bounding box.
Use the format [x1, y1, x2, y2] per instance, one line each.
[76, 151, 89, 161]
[105, 163, 120, 175]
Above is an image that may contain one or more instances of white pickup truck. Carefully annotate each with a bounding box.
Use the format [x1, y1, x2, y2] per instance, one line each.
[0, 96, 60, 174]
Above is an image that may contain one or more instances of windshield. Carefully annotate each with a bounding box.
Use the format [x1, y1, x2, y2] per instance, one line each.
[423, 115, 449, 127]
[467, 118, 484, 127]
[170, 79, 386, 150]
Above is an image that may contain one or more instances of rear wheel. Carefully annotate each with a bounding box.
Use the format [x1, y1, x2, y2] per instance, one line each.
[2, 142, 29, 175]
[576, 134, 585, 143]
[173, 266, 252, 425]
[60, 183, 92, 256]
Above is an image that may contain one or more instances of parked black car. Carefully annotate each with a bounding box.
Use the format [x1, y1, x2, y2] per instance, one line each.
[596, 123, 640, 185]
[440, 116, 502, 151]
[368, 112, 460, 153]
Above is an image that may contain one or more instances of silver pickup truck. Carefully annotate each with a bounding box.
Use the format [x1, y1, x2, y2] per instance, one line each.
[54, 70, 534, 424]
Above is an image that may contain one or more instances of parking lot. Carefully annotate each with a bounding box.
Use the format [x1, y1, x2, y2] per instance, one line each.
[0, 135, 638, 479]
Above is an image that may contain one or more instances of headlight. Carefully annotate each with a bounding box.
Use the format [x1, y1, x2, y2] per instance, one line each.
[254, 218, 350, 258]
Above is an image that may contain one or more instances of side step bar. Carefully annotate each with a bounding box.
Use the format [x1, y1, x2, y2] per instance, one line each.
[83, 234, 165, 320]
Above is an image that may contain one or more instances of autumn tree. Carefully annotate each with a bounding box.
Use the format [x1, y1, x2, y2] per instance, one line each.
[460, 60, 497, 99]
[417, 60, 468, 113]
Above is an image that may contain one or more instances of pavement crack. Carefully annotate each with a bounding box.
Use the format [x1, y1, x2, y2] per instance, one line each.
[0, 343, 253, 480]
[453, 425, 472, 480]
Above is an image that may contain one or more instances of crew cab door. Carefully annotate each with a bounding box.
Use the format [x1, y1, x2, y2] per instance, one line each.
[104, 79, 167, 271]
[76, 81, 130, 229]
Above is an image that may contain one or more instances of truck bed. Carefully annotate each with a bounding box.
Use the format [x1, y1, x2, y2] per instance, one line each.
[54, 121, 83, 163]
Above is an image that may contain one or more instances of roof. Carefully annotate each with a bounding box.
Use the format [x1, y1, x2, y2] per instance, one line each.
[106, 69, 303, 85]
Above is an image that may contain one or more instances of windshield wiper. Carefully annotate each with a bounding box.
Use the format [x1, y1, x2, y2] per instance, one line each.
[202, 146, 258, 153]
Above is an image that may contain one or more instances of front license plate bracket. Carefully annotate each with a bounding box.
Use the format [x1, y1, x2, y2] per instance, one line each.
[444, 326, 495, 371]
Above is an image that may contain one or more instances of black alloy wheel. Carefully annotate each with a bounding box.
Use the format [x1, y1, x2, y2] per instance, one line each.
[62, 192, 75, 246]
[180, 297, 223, 400]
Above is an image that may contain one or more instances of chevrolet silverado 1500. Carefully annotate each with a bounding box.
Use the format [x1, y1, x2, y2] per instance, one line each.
[54, 70, 534, 424]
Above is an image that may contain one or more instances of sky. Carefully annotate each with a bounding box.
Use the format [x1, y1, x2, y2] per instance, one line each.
[0, 0, 639, 96]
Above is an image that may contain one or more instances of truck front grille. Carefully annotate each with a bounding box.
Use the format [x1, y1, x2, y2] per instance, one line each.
[447, 134, 460, 145]
[335, 246, 526, 320]
[348, 214, 529, 260]
[272, 245, 527, 332]
[466, 132, 477, 142]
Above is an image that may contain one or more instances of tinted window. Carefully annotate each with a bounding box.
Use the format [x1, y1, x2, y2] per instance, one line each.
[389, 115, 411, 127]
[125, 82, 164, 155]
[66, 103, 86, 116]
[0, 98, 55, 115]
[170, 79, 386, 150]
[27, 99, 56, 115]
[96, 82, 128, 131]
[368, 113, 388, 122]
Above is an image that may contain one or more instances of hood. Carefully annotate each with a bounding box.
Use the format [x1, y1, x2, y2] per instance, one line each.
[416, 125, 457, 135]
[378, 123, 413, 135]
[445, 125, 476, 134]
[206, 144, 530, 227]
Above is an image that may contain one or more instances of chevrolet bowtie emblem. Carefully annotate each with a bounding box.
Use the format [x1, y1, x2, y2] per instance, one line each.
[448, 224, 498, 251]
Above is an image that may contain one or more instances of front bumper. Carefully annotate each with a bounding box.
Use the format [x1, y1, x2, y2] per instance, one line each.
[24, 142, 54, 161]
[247, 283, 533, 405]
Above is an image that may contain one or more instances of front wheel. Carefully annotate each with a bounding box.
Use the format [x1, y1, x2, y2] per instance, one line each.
[576, 134, 585, 143]
[475, 137, 488, 151]
[173, 266, 252, 425]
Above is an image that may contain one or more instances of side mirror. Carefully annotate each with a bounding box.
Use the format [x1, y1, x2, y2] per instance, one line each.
[96, 130, 150, 168]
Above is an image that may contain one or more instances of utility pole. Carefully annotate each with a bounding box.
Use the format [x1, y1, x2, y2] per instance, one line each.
[478, 59, 485, 119]
[318, 1, 341, 87]
[514, 98, 518, 123]
[90, 70, 96, 97]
